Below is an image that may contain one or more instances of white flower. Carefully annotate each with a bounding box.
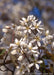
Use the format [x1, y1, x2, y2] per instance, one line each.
[5, 26, 11, 29]
[28, 42, 38, 50]
[32, 21, 44, 34]
[45, 30, 49, 36]
[20, 17, 27, 25]
[29, 35, 41, 47]
[15, 38, 27, 47]
[22, 17, 27, 22]
[46, 35, 53, 39]
[2, 28, 8, 33]
[24, 28, 31, 34]
[18, 55, 23, 61]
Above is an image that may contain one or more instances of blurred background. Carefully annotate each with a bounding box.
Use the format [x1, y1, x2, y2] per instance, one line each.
[0, 0, 54, 39]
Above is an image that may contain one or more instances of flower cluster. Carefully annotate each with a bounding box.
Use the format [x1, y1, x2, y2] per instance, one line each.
[0, 15, 54, 75]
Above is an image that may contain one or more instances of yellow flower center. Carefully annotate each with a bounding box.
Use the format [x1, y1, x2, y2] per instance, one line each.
[17, 49, 20, 53]
[29, 47, 32, 50]
[35, 36, 40, 41]
[45, 33, 49, 36]
[26, 27, 29, 30]
[16, 41, 20, 45]
[35, 25, 39, 29]
[24, 35, 27, 38]
[25, 19, 28, 22]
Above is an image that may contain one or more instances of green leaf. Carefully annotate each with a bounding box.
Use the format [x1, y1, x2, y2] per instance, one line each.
[0, 49, 6, 56]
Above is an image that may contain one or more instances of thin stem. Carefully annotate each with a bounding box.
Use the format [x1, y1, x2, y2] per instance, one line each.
[3, 53, 13, 72]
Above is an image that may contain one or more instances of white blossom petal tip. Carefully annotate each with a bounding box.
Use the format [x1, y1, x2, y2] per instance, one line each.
[11, 50, 17, 55]
[35, 64, 39, 69]
[18, 56, 23, 61]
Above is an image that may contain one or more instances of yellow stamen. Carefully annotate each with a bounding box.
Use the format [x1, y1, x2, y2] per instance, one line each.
[24, 35, 27, 38]
[16, 41, 20, 45]
[26, 27, 29, 30]
[35, 36, 40, 41]
[25, 19, 28, 22]
[45, 33, 49, 36]
[35, 25, 39, 29]
[29, 47, 32, 50]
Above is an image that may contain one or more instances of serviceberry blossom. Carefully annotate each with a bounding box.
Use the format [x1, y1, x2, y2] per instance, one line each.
[0, 15, 54, 75]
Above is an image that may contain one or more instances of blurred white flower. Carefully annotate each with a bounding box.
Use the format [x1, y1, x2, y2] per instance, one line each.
[45, 30, 49, 36]
[30, 35, 41, 47]
[11, 50, 17, 55]
[18, 55, 23, 61]
[35, 64, 39, 69]
[51, 41, 54, 49]
[2, 28, 8, 33]
[32, 21, 44, 34]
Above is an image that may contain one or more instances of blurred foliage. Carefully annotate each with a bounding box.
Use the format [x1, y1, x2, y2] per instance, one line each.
[0, 48, 6, 59]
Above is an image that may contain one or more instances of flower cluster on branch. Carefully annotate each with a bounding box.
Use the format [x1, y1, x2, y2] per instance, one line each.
[0, 15, 54, 75]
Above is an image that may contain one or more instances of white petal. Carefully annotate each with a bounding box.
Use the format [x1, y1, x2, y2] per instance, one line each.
[28, 63, 34, 68]
[33, 54, 39, 57]
[37, 29, 42, 34]
[52, 42, 54, 48]
[39, 27, 44, 30]
[37, 41, 41, 47]
[5, 26, 10, 29]
[22, 17, 26, 21]
[28, 43, 32, 47]
[2, 28, 8, 33]
[32, 46, 38, 50]
[37, 60, 43, 64]
[30, 39, 36, 43]
[46, 35, 53, 39]
[20, 20, 24, 25]
[35, 64, 39, 69]
[38, 21, 41, 25]
[28, 29, 31, 33]
[46, 30, 49, 35]
[16, 70, 21, 75]
[31, 50, 39, 53]
[24, 30, 27, 33]
[10, 43, 17, 47]
[15, 38, 19, 44]
[17, 26, 22, 30]
[20, 41, 26, 46]
[18, 56, 23, 61]
[11, 50, 17, 55]
[31, 27, 35, 30]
